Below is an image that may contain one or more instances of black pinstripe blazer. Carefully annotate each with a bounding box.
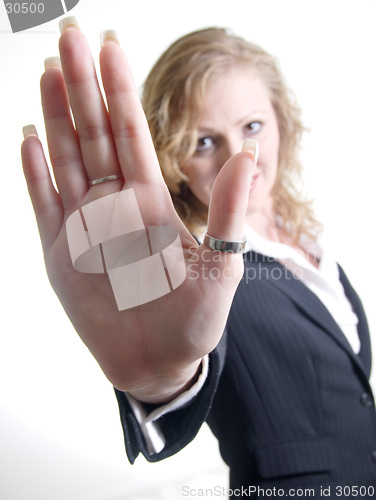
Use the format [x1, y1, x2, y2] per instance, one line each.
[115, 252, 376, 496]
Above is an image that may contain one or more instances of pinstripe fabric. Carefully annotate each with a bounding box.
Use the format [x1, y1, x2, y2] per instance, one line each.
[115, 252, 376, 496]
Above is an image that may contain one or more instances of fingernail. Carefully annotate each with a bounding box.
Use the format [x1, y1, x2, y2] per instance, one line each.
[44, 57, 61, 71]
[22, 125, 38, 139]
[100, 30, 120, 47]
[59, 16, 80, 34]
[241, 139, 259, 164]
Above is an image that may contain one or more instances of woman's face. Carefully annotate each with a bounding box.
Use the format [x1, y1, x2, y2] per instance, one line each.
[184, 67, 280, 223]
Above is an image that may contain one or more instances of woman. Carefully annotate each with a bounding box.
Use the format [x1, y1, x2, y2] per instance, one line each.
[21, 18, 376, 497]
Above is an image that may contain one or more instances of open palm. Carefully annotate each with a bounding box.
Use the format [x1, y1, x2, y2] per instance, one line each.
[21, 25, 255, 403]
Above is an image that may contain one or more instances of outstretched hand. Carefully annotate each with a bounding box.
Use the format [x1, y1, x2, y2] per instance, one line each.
[21, 20, 256, 403]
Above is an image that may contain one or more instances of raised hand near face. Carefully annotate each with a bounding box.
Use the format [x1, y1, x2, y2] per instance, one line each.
[21, 18, 257, 403]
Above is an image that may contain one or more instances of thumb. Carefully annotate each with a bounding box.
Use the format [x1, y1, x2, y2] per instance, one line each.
[206, 139, 258, 242]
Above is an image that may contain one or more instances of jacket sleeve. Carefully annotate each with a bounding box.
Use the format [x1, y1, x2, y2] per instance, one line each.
[114, 331, 227, 463]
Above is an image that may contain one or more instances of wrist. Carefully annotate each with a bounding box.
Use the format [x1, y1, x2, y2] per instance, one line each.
[125, 358, 203, 404]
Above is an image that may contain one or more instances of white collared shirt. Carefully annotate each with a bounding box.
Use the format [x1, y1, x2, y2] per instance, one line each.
[125, 225, 360, 454]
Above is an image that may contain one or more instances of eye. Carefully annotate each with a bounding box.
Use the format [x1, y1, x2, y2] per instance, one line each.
[245, 121, 262, 135]
[195, 136, 215, 153]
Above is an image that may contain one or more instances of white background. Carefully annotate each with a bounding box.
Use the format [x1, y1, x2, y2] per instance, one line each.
[1, 1, 375, 499]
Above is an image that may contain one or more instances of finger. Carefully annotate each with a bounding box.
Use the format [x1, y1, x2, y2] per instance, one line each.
[41, 60, 87, 210]
[58, 21, 121, 183]
[206, 140, 258, 242]
[21, 128, 63, 251]
[99, 33, 163, 185]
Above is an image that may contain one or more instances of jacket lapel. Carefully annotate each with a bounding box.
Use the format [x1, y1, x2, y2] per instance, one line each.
[247, 253, 371, 382]
[337, 265, 372, 373]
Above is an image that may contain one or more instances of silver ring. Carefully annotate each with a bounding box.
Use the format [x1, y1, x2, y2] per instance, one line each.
[88, 174, 123, 186]
[203, 232, 246, 253]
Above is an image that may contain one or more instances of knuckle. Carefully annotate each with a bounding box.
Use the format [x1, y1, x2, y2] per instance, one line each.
[51, 152, 81, 171]
[78, 123, 111, 142]
[113, 121, 145, 140]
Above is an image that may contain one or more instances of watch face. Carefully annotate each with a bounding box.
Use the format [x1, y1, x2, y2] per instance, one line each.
[4, 0, 80, 33]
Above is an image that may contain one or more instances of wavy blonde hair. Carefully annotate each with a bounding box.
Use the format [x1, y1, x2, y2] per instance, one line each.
[142, 27, 322, 241]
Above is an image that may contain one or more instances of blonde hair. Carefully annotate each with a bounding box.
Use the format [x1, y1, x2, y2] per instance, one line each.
[142, 27, 322, 241]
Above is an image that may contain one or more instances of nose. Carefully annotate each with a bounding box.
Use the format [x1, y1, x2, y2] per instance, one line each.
[218, 136, 244, 166]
